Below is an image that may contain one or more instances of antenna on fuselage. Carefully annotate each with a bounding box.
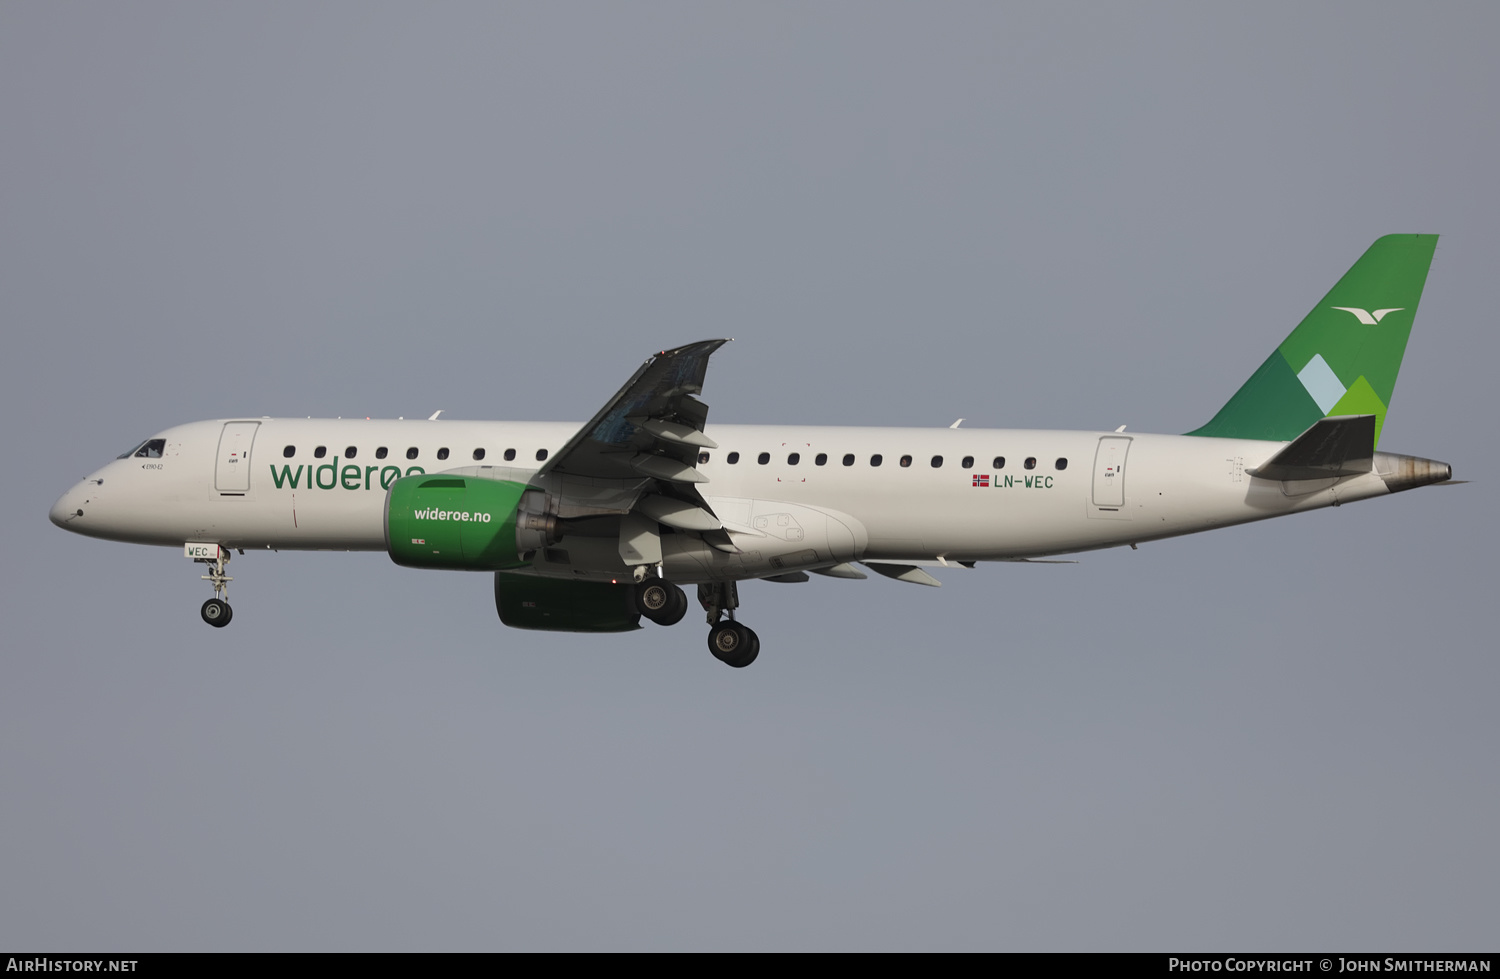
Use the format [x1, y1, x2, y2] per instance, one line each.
[428, 410, 444, 421]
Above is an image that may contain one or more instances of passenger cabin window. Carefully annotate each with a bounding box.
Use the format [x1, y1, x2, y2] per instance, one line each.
[314, 446, 328, 459]
[815, 453, 828, 466]
[962, 455, 974, 468]
[900, 455, 912, 468]
[1055, 458, 1068, 470]
[283, 445, 296, 458]
[375, 447, 388, 459]
[436, 447, 450, 460]
[843, 454, 855, 467]
[788, 452, 800, 465]
[504, 448, 516, 461]
[993, 456, 1006, 469]
[698, 452, 710, 464]
[757, 452, 770, 465]
[727, 451, 740, 464]
[473, 448, 486, 461]
[345, 446, 357, 459]
[870, 454, 883, 467]
[931, 455, 943, 468]
[536, 449, 548, 461]
[406, 447, 418, 460]
[1024, 457, 1037, 470]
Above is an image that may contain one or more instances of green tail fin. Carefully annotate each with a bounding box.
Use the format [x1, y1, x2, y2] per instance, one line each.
[1186, 234, 1438, 446]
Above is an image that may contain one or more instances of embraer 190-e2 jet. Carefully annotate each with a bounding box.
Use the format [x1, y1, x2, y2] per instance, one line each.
[51, 235, 1453, 668]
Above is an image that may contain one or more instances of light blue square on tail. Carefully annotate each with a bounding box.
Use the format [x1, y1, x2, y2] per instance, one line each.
[1296, 354, 1347, 414]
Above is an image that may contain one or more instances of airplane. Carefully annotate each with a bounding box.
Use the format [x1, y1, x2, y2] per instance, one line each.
[50, 235, 1454, 668]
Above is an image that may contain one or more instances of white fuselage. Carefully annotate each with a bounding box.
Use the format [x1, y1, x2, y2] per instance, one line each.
[50, 417, 1406, 583]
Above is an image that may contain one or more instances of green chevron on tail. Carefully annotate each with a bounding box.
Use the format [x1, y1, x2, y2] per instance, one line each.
[1187, 234, 1438, 446]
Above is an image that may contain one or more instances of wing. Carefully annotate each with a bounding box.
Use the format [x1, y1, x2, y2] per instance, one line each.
[525, 340, 737, 559]
[539, 339, 729, 482]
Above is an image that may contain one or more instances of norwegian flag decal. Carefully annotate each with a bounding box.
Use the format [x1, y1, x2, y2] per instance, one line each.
[972, 474, 990, 487]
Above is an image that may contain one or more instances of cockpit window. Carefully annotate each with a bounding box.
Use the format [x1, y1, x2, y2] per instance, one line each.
[118, 438, 166, 459]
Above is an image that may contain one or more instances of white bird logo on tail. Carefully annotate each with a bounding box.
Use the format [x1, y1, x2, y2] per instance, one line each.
[1331, 307, 1403, 325]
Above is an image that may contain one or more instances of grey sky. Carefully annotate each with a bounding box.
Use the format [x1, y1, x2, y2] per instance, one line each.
[2, 3, 1496, 951]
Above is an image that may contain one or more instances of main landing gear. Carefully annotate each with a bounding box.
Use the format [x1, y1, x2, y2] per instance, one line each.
[196, 547, 234, 628]
[699, 581, 759, 669]
[634, 577, 689, 626]
[635, 578, 762, 668]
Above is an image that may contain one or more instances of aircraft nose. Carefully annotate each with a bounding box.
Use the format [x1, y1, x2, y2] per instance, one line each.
[50, 484, 87, 530]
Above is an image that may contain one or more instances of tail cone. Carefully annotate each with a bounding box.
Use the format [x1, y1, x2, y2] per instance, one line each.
[1374, 452, 1452, 493]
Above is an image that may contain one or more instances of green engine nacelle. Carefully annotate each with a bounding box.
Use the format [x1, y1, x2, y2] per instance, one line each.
[494, 572, 642, 632]
[385, 474, 553, 570]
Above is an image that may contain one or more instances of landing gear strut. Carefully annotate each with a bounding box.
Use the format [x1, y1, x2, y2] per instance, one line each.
[698, 581, 760, 668]
[196, 547, 234, 628]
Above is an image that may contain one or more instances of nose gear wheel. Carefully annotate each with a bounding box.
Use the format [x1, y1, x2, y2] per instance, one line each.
[195, 547, 235, 628]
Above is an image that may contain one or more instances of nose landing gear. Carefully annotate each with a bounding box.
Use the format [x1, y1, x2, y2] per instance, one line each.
[195, 547, 234, 628]
[201, 597, 232, 627]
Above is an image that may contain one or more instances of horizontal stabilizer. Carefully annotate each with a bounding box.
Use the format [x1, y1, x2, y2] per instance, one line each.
[1247, 414, 1375, 481]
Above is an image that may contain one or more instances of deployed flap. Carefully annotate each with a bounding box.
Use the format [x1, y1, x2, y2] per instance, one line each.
[1247, 414, 1376, 481]
[810, 563, 868, 580]
[863, 563, 942, 587]
[540, 339, 729, 482]
[635, 494, 723, 532]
